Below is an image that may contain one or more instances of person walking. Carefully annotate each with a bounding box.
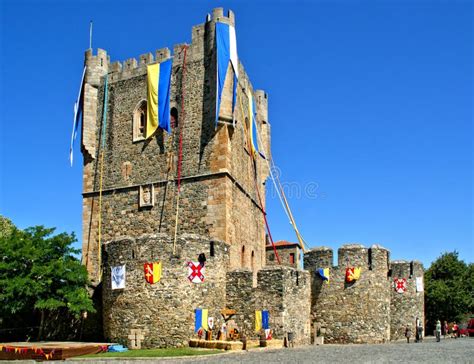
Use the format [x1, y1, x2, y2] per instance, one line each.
[444, 321, 449, 338]
[405, 325, 412, 343]
[435, 320, 441, 342]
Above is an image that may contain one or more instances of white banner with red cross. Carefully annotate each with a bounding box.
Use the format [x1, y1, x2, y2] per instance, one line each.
[187, 261, 205, 283]
[394, 278, 407, 293]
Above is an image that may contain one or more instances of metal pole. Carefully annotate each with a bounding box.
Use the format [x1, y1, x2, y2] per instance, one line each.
[89, 21, 93, 49]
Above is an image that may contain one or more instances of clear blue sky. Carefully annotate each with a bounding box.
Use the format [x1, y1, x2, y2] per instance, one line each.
[0, 0, 472, 268]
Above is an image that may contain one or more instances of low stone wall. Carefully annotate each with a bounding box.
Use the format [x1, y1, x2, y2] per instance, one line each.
[102, 233, 230, 348]
[226, 266, 311, 345]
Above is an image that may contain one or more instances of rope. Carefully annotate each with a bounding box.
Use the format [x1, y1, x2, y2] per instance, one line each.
[173, 45, 188, 254]
[237, 90, 281, 264]
[97, 74, 109, 281]
[253, 108, 310, 252]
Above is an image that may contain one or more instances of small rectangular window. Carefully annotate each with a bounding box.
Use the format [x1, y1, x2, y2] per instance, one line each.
[210, 241, 215, 257]
[290, 253, 295, 264]
[269, 253, 275, 261]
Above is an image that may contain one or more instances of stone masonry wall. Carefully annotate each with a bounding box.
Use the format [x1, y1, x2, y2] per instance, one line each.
[390, 260, 425, 340]
[304, 245, 392, 344]
[226, 266, 311, 345]
[102, 233, 230, 348]
[266, 246, 301, 268]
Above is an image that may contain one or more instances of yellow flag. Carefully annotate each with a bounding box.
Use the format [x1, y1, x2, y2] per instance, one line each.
[255, 310, 262, 332]
[146, 63, 160, 138]
[153, 262, 162, 283]
[202, 309, 208, 330]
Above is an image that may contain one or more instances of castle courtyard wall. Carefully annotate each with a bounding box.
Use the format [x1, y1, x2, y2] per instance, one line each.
[102, 233, 230, 348]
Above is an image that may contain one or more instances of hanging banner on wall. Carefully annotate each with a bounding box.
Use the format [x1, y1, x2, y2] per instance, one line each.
[416, 277, 424, 292]
[394, 278, 407, 293]
[255, 310, 262, 332]
[262, 310, 269, 330]
[111, 265, 126, 289]
[255, 310, 269, 332]
[194, 308, 209, 332]
[144, 262, 162, 284]
[345, 267, 361, 283]
[317, 268, 330, 283]
[187, 261, 205, 283]
[215, 21, 239, 126]
[146, 59, 172, 137]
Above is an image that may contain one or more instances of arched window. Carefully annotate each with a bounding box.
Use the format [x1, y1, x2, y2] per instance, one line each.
[251, 251, 255, 271]
[170, 107, 178, 128]
[241, 246, 245, 268]
[133, 100, 147, 141]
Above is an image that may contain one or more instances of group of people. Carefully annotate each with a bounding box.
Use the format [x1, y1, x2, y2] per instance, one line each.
[405, 319, 460, 343]
[404, 317, 424, 343]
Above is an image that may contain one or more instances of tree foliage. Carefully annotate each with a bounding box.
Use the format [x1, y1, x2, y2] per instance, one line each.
[425, 251, 473, 330]
[0, 218, 95, 339]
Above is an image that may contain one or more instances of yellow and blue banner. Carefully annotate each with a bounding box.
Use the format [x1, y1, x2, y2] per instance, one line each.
[216, 21, 238, 126]
[255, 310, 269, 332]
[194, 308, 208, 332]
[146, 59, 172, 137]
[317, 268, 330, 283]
[247, 91, 265, 159]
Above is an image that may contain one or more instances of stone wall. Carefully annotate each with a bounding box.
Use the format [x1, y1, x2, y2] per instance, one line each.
[390, 261, 425, 340]
[266, 245, 301, 268]
[304, 245, 392, 344]
[226, 266, 311, 345]
[102, 233, 230, 348]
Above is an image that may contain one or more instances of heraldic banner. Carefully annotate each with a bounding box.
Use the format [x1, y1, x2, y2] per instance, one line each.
[144, 262, 162, 284]
[187, 261, 205, 283]
[111, 265, 126, 290]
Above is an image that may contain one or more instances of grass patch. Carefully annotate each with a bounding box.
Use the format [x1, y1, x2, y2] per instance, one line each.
[81, 347, 223, 358]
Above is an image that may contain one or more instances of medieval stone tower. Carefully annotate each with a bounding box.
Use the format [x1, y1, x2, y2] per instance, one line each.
[79, 8, 423, 348]
[80, 8, 312, 348]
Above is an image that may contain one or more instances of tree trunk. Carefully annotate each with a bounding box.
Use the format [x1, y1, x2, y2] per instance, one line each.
[37, 310, 45, 341]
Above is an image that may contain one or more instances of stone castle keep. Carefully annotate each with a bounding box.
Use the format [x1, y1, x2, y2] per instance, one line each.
[80, 8, 424, 348]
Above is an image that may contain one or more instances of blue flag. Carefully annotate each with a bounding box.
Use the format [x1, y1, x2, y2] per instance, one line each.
[215, 22, 238, 126]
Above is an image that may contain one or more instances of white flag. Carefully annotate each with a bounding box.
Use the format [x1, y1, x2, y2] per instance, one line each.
[111, 265, 126, 289]
[416, 277, 424, 292]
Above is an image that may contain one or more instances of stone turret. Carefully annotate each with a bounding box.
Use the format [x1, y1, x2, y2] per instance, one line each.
[389, 260, 424, 340]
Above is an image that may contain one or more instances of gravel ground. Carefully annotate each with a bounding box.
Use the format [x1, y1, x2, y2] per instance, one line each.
[36, 337, 473, 364]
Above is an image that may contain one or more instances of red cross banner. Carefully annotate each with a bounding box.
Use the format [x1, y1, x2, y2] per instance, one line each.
[144, 262, 162, 284]
[394, 278, 407, 293]
[187, 261, 205, 283]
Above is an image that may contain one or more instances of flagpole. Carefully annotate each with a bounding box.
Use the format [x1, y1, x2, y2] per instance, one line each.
[89, 20, 93, 49]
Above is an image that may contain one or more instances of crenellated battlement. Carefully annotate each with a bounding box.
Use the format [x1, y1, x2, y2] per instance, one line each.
[84, 8, 237, 85]
[304, 244, 389, 272]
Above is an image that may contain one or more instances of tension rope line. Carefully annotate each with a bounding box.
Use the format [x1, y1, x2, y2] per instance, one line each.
[253, 113, 310, 252]
[97, 74, 109, 280]
[173, 45, 189, 254]
[237, 90, 281, 265]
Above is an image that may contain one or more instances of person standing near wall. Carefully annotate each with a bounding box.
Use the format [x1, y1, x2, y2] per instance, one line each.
[415, 317, 420, 342]
[435, 320, 441, 342]
[444, 321, 449, 338]
[405, 325, 412, 343]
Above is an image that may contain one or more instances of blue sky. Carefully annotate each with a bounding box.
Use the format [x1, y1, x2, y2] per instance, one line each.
[0, 0, 472, 268]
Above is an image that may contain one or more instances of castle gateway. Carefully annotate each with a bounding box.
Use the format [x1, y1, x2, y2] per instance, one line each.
[80, 8, 424, 348]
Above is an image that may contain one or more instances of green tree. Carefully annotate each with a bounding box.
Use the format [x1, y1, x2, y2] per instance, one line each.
[425, 252, 473, 331]
[0, 222, 95, 340]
